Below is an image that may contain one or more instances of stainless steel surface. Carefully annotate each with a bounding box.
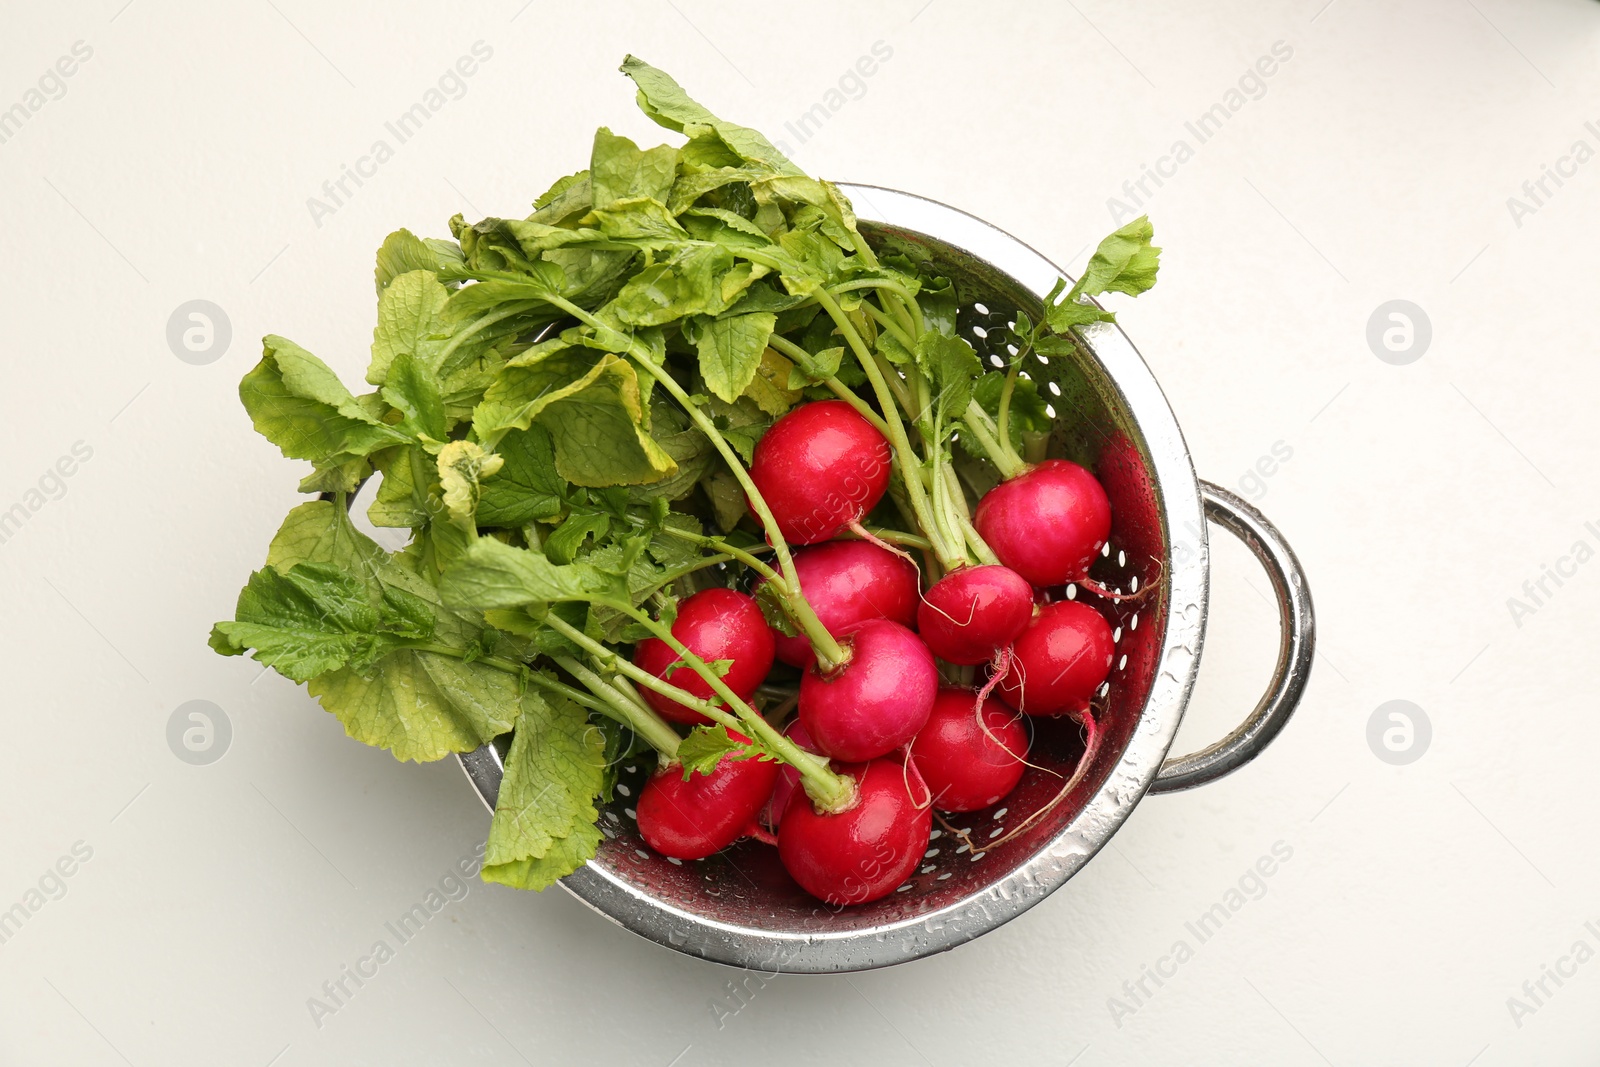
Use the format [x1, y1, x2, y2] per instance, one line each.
[1149, 482, 1316, 793]
[455, 184, 1314, 972]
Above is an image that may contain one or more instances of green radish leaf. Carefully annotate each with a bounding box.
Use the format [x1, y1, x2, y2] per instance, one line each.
[368, 270, 451, 386]
[217, 500, 520, 762]
[375, 229, 461, 293]
[915, 331, 984, 422]
[699, 467, 747, 533]
[208, 562, 435, 681]
[742, 345, 801, 417]
[589, 127, 678, 209]
[239, 336, 410, 467]
[475, 350, 677, 487]
[380, 352, 447, 440]
[476, 425, 566, 528]
[441, 537, 628, 610]
[972, 371, 1053, 452]
[367, 446, 432, 528]
[696, 310, 777, 403]
[752, 579, 799, 637]
[1072, 215, 1162, 300]
[646, 513, 705, 568]
[606, 243, 735, 326]
[621, 56, 802, 177]
[1041, 217, 1162, 334]
[784, 344, 843, 389]
[485, 820, 601, 892]
[590, 197, 690, 248]
[532, 169, 591, 219]
[544, 512, 611, 564]
[297, 457, 370, 496]
[626, 398, 713, 504]
[676, 723, 777, 779]
[481, 687, 606, 891]
[1041, 295, 1115, 333]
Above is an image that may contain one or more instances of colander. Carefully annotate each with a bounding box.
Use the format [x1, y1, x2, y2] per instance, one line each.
[457, 184, 1315, 973]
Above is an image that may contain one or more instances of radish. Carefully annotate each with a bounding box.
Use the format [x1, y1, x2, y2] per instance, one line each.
[916, 564, 1034, 665]
[994, 600, 1115, 716]
[769, 541, 919, 668]
[636, 735, 781, 860]
[747, 400, 892, 545]
[973, 459, 1112, 588]
[778, 756, 932, 905]
[910, 688, 1029, 812]
[761, 719, 819, 830]
[633, 588, 775, 725]
[799, 618, 937, 761]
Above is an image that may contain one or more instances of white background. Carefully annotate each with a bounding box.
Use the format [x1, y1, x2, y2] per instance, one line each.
[2, 1, 1598, 1064]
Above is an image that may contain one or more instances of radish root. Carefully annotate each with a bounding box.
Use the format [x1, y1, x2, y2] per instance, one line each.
[899, 743, 935, 811]
[848, 520, 922, 573]
[935, 705, 1105, 858]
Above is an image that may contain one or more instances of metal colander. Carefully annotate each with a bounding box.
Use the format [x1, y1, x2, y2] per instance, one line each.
[457, 185, 1315, 973]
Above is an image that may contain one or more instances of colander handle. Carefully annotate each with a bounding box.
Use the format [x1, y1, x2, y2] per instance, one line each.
[1149, 481, 1315, 793]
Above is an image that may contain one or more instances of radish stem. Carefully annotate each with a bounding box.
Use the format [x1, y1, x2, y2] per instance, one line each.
[609, 604, 856, 811]
[539, 292, 848, 671]
[815, 288, 954, 566]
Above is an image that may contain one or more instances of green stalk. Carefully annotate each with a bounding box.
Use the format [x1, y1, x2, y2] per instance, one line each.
[410, 644, 523, 675]
[859, 299, 915, 352]
[544, 615, 751, 735]
[993, 363, 1027, 474]
[549, 655, 682, 758]
[765, 333, 889, 436]
[927, 402, 972, 570]
[962, 399, 1024, 478]
[944, 467, 1000, 566]
[836, 526, 932, 551]
[652, 552, 738, 587]
[610, 603, 855, 812]
[539, 293, 847, 671]
[407, 642, 683, 759]
[438, 301, 538, 366]
[653, 526, 783, 587]
[870, 350, 918, 421]
[814, 288, 955, 565]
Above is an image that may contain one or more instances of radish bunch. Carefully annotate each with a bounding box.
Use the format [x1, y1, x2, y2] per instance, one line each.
[212, 58, 1161, 905]
[629, 396, 1134, 905]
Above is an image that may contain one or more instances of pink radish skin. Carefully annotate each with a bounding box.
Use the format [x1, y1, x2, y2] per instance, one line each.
[761, 719, 819, 831]
[778, 757, 933, 905]
[633, 588, 775, 726]
[769, 541, 919, 668]
[911, 688, 1029, 812]
[917, 565, 1035, 666]
[973, 459, 1112, 588]
[747, 400, 893, 545]
[637, 734, 782, 860]
[799, 619, 937, 762]
[995, 600, 1115, 716]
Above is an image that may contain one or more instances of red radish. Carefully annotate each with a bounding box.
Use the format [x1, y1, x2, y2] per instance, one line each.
[799, 619, 937, 761]
[747, 400, 892, 545]
[633, 588, 775, 725]
[995, 600, 1114, 716]
[910, 688, 1029, 812]
[973, 459, 1112, 588]
[778, 757, 932, 905]
[761, 719, 819, 830]
[769, 541, 919, 668]
[917, 565, 1034, 665]
[637, 734, 781, 860]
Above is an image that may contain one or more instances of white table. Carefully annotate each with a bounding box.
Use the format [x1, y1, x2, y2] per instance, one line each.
[3, 1, 1597, 1063]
